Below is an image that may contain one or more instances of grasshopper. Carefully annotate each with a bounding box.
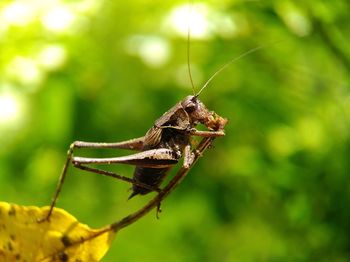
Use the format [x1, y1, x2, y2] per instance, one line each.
[42, 6, 237, 221]
[44, 90, 227, 220]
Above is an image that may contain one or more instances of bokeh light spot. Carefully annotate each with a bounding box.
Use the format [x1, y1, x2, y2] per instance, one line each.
[296, 117, 324, 150]
[1, 2, 35, 26]
[41, 6, 75, 32]
[166, 3, 211, 39]
[0, 92, 22, 126]
[275, 2, 312, 36]
[126, 35, 170, 68]
[6, 56, 44, 87]
[37, 44, 67, 71]
[268, 125, 298, 157]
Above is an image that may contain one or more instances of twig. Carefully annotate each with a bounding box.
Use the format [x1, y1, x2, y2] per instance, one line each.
[110, 136, 215, 232]
[44, 136, 216, 258]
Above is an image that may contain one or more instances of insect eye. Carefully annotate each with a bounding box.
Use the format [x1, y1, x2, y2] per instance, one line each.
[185, 104, 196, 113]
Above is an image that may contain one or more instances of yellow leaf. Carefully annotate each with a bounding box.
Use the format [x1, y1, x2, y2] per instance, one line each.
[0, 201, 115, 262]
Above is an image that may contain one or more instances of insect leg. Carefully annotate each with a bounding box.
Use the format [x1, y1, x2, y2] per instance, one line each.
[189, 129, 225, 137]
[183, 144, 195, 169]
[41, 137, 145, 222]
[72, 148, 179, 220]
[72, 136, 145, 151]
[72, 148, 179, 168]
[72, 164, 161, 193]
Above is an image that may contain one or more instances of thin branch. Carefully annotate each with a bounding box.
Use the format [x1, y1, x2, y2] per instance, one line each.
[110, 136, 214, 232]
[44, 136, 216, 258]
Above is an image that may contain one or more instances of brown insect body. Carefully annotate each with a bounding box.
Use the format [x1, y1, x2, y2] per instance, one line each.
[130, 95, 226, 197]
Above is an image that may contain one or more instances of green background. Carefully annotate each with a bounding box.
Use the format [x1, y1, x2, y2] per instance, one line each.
[1, 0, 349, 261]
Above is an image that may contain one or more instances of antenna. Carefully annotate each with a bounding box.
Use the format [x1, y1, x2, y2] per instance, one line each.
[196, 45, 265, 97]
[187, 1, 196, 95]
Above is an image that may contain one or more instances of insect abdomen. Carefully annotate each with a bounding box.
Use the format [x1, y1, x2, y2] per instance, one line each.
[128, 167, 170, 198]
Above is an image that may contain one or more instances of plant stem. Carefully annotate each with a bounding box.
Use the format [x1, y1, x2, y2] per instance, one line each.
[77, 136, 215, 241]
[110, 136, 215, 232]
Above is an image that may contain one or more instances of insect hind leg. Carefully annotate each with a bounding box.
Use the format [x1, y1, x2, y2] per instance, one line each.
[72, 163, 162, 194]
[73, 163, 165, 219]
[40, 138, 149, 222]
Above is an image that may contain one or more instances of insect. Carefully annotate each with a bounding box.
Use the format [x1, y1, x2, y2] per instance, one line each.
[43, 89, 227, 220]
[41, 4, 251, 222]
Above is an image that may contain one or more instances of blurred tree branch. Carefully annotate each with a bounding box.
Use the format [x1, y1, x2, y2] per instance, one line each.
[313, 19, 350, 71]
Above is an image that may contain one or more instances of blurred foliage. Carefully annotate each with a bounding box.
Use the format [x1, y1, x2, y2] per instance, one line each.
[1, 0, 350, 261]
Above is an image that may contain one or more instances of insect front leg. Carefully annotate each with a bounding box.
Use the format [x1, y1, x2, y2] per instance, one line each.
[183, 144, 195, 169]
[41, 137, 145, 222]
[189, 128, 225, 137]
[182, 129, 225, 169]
